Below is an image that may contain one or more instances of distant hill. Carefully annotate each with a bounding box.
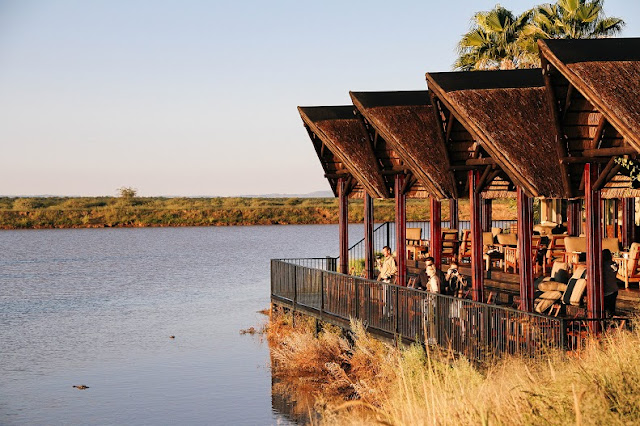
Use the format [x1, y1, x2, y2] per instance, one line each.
[239, 190, 334, 198]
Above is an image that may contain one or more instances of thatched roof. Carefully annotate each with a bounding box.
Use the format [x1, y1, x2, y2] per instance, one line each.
[426, 69, 565, 198]
[298, 106, 389, 199]
[539, 38, 640, 152]
[350, 91, 456, 200]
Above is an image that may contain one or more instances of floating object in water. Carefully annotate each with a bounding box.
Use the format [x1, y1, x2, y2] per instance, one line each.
[169, 335, 175, 339]
[72, 385, 89, 390]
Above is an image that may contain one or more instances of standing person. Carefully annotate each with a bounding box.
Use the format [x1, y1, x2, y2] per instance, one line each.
[602, 249, 619, 317]
[377, 245, 397, 317]
[377, 246, 397, 283]
[445, 261, 467, 297]
[425, 264, 441, 293]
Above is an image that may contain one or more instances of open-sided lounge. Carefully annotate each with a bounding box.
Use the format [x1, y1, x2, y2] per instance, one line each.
[272, 38, 640, 361]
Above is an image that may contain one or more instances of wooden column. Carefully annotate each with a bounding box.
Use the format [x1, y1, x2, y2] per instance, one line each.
[338, 178, 349, 274]
[612, 199, 619, 238]
[481, 198, 492, 232]
[395, 174, 407, 286]
[517, 187, 534, 312]
[567, 199, 581, 236]
[430, 197, 442, 267]
[622, 198, 635, 249]
[585, 164, 604, 319]
[449, 199, 459, 230]
[469, 170, 484, 302]
[364, 193, 374, 280]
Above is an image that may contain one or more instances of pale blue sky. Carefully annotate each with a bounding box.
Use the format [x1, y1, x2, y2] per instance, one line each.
[1, 0, 638, 196]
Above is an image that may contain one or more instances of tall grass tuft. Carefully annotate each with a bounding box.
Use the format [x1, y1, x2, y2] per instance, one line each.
[266, 310, 640, 425]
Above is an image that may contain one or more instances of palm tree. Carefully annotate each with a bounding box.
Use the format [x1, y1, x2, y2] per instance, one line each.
[526, 0, 624, 40]
[454, 5, 535, 71]
[455, 1, 625, 71]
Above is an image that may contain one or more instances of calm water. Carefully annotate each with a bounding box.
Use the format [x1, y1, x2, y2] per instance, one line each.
[0, 224, 364, 425]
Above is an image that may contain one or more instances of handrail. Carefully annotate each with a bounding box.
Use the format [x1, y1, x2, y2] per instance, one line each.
[270, 258, 629, 363]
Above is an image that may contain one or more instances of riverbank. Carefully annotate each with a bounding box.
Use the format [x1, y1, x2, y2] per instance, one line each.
[0, 197, 517, 229]
[267, 309, 640, 425]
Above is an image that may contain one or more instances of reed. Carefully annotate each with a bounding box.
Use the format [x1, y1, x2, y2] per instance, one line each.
[266, 310, 640, 425]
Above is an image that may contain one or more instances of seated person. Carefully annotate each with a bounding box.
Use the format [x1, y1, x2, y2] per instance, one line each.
[377, 245, 397, 283]
[602, 249, 619, 317]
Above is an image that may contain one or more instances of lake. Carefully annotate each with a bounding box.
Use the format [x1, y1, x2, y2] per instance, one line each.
[0, 224, 365, 425]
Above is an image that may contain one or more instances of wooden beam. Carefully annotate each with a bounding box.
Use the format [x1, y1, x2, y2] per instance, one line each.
[449, 199, 459, 230]
[584, 163, 604, 320]
[589, 114, 607, 150]
[430, 197, 442, 267]
[562, 84, 574, 121]
[622, 198, 635, 249]
[517, 187, 534, 312]
[395, 174, 407, 286]
[469, 170, 484, 302]
[593, 158, 617, 191]
[567, 199, 581, 236]
[466, 158, 495, 166]
[541, 58, 572, 197]
[561, 156, 613, 164]
[338, 178, 349, 274]
[430, 93, 459, 199]
[364, 194, 374, 280]
[583, 147, 637, 157]
[475, 165, 493, 195]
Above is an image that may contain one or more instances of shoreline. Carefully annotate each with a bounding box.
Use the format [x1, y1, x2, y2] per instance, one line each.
[0, 196, 516, 230]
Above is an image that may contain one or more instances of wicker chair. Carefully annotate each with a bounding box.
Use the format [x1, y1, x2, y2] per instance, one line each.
[616, 242, 640, 289]
[458, 230, 472, 263]
[441, 229, 459, 264]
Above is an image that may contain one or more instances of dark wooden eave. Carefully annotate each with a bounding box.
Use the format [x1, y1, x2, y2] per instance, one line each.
[350, 90, 457, 200]
[298, 106, 389, 199]
[426, 69, 566, 198]
[539, 38, 640, 198]
[539, 38, 640, 152]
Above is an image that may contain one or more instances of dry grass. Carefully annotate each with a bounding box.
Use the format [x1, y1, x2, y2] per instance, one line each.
[266, 310, 640, 425]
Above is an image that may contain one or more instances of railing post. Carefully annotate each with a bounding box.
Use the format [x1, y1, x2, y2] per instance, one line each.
[293, 265, 297, 315]
[395, 287, 400, 339]
[320, 270, 325, 315]
[326, 256, 337, 272]
[354, 279, 360, 319]
[559, 318, 566, 351]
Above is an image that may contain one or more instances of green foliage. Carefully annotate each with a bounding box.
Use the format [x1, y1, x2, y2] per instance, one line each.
[455, 0, 625, 70]
[117, 186, 138, 199]
[615, 157, 640, 188]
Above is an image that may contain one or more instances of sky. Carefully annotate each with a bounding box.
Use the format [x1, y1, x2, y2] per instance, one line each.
[1, 0, 639, 197]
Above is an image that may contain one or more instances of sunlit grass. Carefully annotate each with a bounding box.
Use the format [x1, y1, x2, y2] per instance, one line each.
[266, 309, 640, 425]
[0, 197, 516, 229]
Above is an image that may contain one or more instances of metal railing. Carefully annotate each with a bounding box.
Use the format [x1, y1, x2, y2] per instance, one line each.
[271, 259, 629, 363]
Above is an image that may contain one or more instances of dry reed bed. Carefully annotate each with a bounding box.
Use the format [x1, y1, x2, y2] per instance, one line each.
[266, 310, 640, 425]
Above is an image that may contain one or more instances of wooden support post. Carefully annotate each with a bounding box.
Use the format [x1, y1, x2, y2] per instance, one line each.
[585, 164, 604, 319]
[338, 178, 349, 274]
[430, 197, 442, 267]
[364, 193, 374, 280]
[469, 170, 484, 302]
[622, 198, 635, 249]
[395, 175, 407, 286]
[612, 199, 619, 238]
[567, 199, 581, 236]
[449, 199, 459, 230]
[517, 187, 534, 312]
[481, 198, 492, 232]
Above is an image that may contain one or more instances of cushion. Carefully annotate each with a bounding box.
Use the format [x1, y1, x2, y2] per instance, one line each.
[568, 278, 587, 306]
[562, 267, 587, 305]
[549, 261, 567, 277]
[538, 281, 568, 292]
[535, 290, 562, 314]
